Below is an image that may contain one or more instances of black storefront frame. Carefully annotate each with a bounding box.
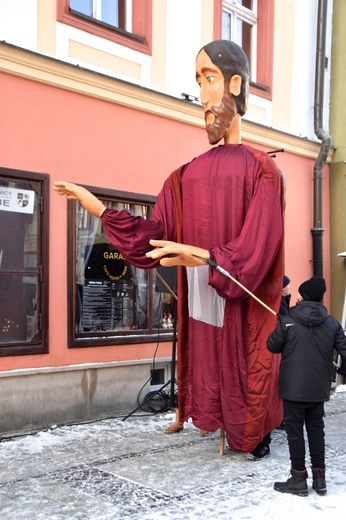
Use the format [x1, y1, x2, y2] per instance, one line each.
[0, 166, 49, 357]
[67, 184, 174, 348]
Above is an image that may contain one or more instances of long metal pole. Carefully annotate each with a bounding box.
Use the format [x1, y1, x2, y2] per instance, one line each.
[191, 254, 278, 317]
[191, 254, 339, 369]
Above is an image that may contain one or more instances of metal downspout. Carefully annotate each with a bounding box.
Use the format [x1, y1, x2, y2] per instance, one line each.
[312, 0, 332, 277]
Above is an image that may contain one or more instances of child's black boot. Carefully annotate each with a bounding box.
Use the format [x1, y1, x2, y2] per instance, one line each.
[274, 467, 308, 496]
[312, 467, 326, 495]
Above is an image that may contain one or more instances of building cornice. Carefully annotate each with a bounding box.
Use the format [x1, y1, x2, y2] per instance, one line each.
[0, 42, 332, 161]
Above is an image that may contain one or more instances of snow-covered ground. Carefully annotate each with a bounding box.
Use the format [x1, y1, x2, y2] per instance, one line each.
[0, 386, 345, 519]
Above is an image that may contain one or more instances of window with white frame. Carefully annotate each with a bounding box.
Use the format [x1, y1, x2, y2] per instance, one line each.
[57, 0, 152, 54]
[222, 0, 258, 82]
[70, 0, 132, 32]
[218, 0, 274, 96]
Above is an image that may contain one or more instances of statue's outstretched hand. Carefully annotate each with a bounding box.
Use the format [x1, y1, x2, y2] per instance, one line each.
[53, 181, 106, 218]
[146, 240, 209, 267]
[53, 181, 81, 200]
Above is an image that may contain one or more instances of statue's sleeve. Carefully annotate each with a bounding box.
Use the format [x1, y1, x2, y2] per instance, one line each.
[100, 177, 177, 269]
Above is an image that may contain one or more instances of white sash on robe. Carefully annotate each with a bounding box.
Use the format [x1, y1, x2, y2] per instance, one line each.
[187, 265, 225, 327]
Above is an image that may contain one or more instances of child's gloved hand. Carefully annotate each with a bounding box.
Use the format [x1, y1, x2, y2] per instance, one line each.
[337, 359, 346, 375]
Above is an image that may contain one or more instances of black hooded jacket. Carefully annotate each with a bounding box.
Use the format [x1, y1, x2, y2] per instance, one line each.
[267, 301, 346, 402]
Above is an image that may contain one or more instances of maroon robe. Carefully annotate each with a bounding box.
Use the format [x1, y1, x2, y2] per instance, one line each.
[102, 144, 284, 452]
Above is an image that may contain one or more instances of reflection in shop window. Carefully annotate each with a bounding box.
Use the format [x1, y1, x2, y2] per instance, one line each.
[70, 195, 175, 346]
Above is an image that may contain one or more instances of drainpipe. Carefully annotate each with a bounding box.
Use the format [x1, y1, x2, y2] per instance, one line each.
[312, 0, 332, 277]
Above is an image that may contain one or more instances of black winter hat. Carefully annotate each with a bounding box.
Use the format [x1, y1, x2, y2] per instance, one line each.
[283, 275, 290, 288]
[298, 277, 326, 302]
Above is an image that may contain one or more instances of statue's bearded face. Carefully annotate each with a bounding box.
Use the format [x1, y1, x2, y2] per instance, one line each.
[196, 50, 239, 145]
[204, 86, 237, 145]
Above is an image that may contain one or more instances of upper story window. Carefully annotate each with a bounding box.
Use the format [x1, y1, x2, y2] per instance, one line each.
[0, 167, 49, 357]
[222, 1, 258, 82]
[217, 0, 274, 99]
[68, 185, 175, 348]
[70, 0, 130, 32]
[57, 0, 152, 54]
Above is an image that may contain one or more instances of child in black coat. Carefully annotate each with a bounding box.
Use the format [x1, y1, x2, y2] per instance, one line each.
[267, 277, 346, 496]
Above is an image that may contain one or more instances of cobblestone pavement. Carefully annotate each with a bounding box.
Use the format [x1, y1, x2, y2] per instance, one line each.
[0, 388, 345, 519]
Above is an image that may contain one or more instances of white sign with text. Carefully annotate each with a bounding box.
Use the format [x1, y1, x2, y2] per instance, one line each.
[0, 187, 35, 214]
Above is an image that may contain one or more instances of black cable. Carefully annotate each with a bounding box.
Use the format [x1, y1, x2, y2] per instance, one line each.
[136, 292, 171, 413]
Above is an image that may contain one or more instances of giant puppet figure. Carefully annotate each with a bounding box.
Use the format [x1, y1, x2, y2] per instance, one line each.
[54, 40, 284, 454]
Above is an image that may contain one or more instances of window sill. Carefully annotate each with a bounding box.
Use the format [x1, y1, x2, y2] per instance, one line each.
[69, 9, 146, 44]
